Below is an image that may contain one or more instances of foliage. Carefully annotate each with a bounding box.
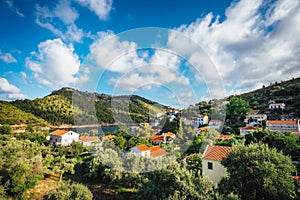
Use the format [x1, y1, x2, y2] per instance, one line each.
[0, 138, 47, 197]
[225, 97, 250, 134]
[220, 143, 296, 200]
[0, 124, 12, 135]
[245, 129, 300, 159]
[136, 123, 153, 138]
[44, 183, 93, 200]
[0, 101, 47, 125]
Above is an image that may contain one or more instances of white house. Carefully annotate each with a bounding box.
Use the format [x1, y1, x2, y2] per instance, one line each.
[266, 120, 300, 133]
[49, 130, 79, 146]
[269, 103, 285, 110]
[195, 115, 209, 127]
[149, 132, 176, 145]
[130, 144, 168, 158]
[202, 145, 232, 184]
[208, 120, 223, 130]
[240, 126, 257, 136]
[79, 136, 100, 146]
[244, 114, 267, 125]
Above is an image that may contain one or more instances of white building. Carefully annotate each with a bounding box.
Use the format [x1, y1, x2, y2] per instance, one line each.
[194, 115, 209, 127]
[202, 145, 232, 184]
[266, 120, 300, 133]
[49, 130, 79, 146]
[244, 114, 267, 125]
[269, 103, 285, 110]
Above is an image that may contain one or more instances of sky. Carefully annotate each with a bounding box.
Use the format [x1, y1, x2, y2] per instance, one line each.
[0, 0, 300, 108]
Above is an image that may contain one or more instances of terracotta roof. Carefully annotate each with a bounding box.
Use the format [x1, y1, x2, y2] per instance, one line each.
[293, 176, 300, 181]
[79, 136, 100, 142]
[202, 145, 232, 161]
[164, 132, 175, 137]
[50, 130, 70, 136]
[150, 135, 164, 141]
[136, 144, 150, 151]
[267, 120, 298, 125]
[194, 127, 207, 131]
[218, 134, 232, 140]
[199, 115, 207, 118]
[150, 146, 168, 158]
[240, 126, 257, 130]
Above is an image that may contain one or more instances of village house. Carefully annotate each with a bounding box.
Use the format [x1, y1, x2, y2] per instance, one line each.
[194, 115, 209, 127]
[217, 134, 232, 142]
[79, 136, 100, 147]
[240, 126, 257, 136]
[269, 103, 285, 110]
[150, 132, 176, 145]
[208, 120, 223, 130]
[202, 145, 232, 184]
[244, 114, 267, 125]
[266, 120, 300, 133]
[247, 109, 260, 115]
[130, 144, 168, 159]
[49, 130, 79, 146]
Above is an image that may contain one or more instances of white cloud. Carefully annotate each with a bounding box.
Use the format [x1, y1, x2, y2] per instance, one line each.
[5, 0, 24, 17]
[54, 0, 79, 24]
[168, 0, 300, 93]
[35, 1, 84, 43]
[0, 50, 17, 63]
[0, 78, 27, 100]
[74, 0, 113, 20]
[26, 38, 80, 88]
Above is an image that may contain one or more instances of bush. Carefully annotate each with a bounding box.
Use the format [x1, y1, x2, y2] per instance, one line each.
[44, 183, 93, 200]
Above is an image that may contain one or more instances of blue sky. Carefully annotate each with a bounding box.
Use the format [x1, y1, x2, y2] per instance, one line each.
[0, 0, 300, 108]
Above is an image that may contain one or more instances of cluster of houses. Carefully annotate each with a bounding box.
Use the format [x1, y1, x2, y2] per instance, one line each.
[48, 101, 300, 185]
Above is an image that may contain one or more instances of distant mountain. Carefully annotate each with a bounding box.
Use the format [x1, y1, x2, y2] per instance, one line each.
[11, 87, 168, 126]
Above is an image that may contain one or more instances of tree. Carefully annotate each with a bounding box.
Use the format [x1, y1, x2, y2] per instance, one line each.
[44, 183, 93, 200]
[220, 143, 296, 200]
[136, 123, 153, 138]
[225, 97, 250, 134]
[52, 155, 75, 182]
[0, 124, 12, 135]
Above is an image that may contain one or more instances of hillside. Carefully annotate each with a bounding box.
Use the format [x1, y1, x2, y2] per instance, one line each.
[235, 77, 300, 118]
[0, 101, 47, 125]
[11, 87, 168, 126]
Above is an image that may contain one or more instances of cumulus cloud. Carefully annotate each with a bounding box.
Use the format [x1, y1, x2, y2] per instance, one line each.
[88, 31, 190, 93]
[168, 0, 300, 94]
[26, 38, 80, 88]
[35, 1, 84, 42]
[74, 0, 113, 20]
[0, 78, 27, 100]
[0, 50, 17, 63]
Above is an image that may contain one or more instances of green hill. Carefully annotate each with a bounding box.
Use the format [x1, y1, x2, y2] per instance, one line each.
[11, 87, 167, 125]
[236, 77, 300, 118]
[0, 101, 47, 125]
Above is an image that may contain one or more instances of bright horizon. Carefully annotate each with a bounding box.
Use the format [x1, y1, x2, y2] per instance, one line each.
[1, 0, 300, 109]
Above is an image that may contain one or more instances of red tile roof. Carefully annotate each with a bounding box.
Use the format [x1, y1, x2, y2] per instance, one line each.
[218, 134, 232, 140]
[267, 120, 298, 125]
[136, 144, 150, 151]
[79, 136, 100, 142]
[150, 135, 164, 141]
[202, 145, 232, 161]
[240, 126, 257, 130]
[50, 130, 70, 136]
[150, 146, 168, 158]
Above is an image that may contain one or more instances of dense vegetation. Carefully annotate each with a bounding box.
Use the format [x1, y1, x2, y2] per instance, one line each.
[11, 87, 167, 125]
[0, 101, 47, 125]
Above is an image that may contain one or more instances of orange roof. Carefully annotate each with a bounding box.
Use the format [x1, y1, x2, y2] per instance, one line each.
[164, 132, 175, 137]
[199, 115, 207, 118]
[240, 126, 257, 130]
[79, 136, 100, 142]
[267, 120, 298, 125]
[136, 144, 150, 151]
[292, 176, 300, 181]
[150, 135, 164, 141]
[194, 127, 207, 131]
[150, 146, 168, 158]
[218, 134, 232, 140]
[104, 134, 116, 140]
[202, 145, 232, 161]
[50, 130, 70, 136]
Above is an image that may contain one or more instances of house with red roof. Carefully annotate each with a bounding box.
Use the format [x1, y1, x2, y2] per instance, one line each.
[79, 136, 100, 146]
[49, 130, 79, 146]
[194, 115, 209, 127]
[202, 145, 232, 184]
[149, 132, 176, 145]
[266, 120, 300, 133]
[130, 144, 168, 159]
[240, 126, 257, 136]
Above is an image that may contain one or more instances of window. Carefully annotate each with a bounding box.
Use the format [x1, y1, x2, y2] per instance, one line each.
[208, 162, 213, 170]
